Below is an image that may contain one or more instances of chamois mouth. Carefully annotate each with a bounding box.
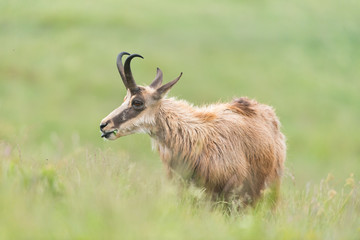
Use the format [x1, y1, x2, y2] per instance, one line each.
[101, 130, 118, 139]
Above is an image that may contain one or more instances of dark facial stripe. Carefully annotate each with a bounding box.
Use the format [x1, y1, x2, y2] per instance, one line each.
[111, 90, 146, 127]
[112, 106, 145, 127]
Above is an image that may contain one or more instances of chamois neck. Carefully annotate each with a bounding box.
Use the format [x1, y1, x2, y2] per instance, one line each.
[159, 98, 197, 121]
[151, 98, 201, 145]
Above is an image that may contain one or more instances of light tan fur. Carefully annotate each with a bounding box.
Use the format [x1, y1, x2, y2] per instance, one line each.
[150, 97, 286, 204]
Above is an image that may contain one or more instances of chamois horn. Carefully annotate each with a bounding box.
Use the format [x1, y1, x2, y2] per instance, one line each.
[124, 53, 143, 93]
[116, 52, 130, 87]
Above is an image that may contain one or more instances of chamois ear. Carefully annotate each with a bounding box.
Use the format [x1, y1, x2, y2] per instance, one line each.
[149, 68, 163, 89]
[153, 72, 183, 99]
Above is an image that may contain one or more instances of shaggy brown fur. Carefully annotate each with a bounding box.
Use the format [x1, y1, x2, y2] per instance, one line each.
[150, 97, 286, 204]
[100, 52, 286, 206]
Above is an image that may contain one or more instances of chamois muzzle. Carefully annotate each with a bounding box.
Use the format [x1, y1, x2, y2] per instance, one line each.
[100, 121, 108, 131]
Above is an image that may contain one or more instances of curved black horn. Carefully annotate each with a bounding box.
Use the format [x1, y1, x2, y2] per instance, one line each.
[116, 52, 130, 87]
[124, 53, 144, 93]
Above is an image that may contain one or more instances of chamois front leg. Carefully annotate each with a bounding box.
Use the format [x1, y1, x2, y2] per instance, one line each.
[164, 164, 173, 179]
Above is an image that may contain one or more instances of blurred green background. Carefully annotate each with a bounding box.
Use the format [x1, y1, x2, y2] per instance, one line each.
[1, 0, 360, 239]
[2, 0, 359, 184]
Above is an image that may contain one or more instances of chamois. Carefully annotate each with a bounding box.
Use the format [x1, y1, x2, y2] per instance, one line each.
[100, 52, 286, 205]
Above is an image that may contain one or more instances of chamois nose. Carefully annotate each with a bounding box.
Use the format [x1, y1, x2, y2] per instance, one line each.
[100, 121, 108, 130]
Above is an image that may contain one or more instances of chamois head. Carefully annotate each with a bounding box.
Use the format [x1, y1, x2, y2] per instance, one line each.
[100, 52, 182, 140]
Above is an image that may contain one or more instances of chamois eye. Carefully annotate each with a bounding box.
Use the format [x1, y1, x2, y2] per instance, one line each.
[132, 99, 144, 110]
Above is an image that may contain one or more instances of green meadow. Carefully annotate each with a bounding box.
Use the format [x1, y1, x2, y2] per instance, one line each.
[1, 0, 359, 239]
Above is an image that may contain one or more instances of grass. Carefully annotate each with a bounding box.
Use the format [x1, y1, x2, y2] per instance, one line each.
[1, 0, 360, 239]
[0, 142, 359, 239]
